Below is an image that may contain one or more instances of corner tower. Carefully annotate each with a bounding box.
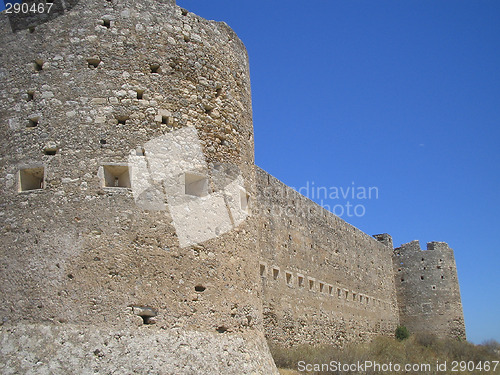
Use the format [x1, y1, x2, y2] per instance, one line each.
[0, 0, 277, 373]
[392, 240, 466, 339]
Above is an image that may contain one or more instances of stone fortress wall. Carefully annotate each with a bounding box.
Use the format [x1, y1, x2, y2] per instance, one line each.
[255, 169, 400, 347]
[0, 0, 277, 373]
[0, 0, 465, 373]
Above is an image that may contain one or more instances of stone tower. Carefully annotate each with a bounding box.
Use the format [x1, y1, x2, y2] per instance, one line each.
[0, 0, 277, 373]
[392, 240, 466, 339]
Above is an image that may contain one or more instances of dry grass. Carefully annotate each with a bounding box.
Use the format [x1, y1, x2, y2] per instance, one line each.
[270, 335, 500, 374]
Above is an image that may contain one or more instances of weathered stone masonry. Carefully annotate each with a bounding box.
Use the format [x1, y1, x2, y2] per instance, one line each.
[0, 0, 465, 373]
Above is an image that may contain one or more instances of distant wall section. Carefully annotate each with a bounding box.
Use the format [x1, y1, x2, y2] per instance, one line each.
[255, 168, 399, 347]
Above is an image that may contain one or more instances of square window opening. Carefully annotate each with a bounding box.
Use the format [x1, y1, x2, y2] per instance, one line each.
[285, 272, 292, 285]
[184, 173, 208, 197]
[103, 165, 131, 188]
[19, 167, 44, 191]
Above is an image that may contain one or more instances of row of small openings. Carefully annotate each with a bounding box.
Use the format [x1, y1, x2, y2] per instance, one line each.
[34, 56, 166, 73]
[398, 265, 444, 272]
[18, 166, 251, 210]
[400, 274, 445, 282]
[260, 263, 385, 308]
[17, 165, 130, 192]
[23, 112, 135, 129]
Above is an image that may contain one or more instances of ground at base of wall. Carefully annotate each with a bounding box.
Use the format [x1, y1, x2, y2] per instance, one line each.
[278, 369, 300, 375]
[0, 323, 279, 375]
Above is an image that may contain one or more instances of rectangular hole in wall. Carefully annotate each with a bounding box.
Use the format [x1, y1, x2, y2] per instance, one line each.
[329, 285, 333, 295]
[136, 90, 144, 100]
[272, 268, 279, 280]
[285, 272, 292, 285]
[87, 57, 101, 68]
[337, 288, 341, 298]
[345, 290, 349, 299]
[319, 282, 324, 293]
[33, 59, 44, 71]
[366, 297, 369, 305]
[19, 167, 44, 191]
[150, 63, 161, 73]
[43, 146, 57, 155]
[259, 263, 266, 277]
[353, 293, 357, 302]
[184, 173, 208, 197]
[298, 275, 304, 288]
[116, 115, 129, 125]
[103, 165, 131, 188]
[27, 90, 34, 101]
[101, 18, 111, 28]
[27, 116, 39, 128]
[308, 279, 314, 291]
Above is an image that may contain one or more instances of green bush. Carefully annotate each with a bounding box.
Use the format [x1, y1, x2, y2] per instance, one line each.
[395, 325, 410, 341]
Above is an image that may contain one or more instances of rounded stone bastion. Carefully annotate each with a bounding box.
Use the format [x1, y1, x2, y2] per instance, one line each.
[0, 0, 277, 373]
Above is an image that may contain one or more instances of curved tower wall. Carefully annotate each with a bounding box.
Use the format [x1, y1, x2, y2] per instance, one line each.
[393, 241, 466, 339]
[0, 1, 277, 373]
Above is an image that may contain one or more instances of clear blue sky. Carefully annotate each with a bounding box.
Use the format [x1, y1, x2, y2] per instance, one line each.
[2, 1, 498, 344]
[175, 0, 500, 344]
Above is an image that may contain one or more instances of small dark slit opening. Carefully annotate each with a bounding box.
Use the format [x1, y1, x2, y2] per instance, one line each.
[102, 19, 111, 28]
[136, 90, 144, 99]
[215, 88, 222, 97]
[27, 91, 34, 101]
[140, 315, 154, 325]
[216, 326, 228, 333]
[87, 58, 101, 68]
[27, 118, 39, 128]
[150, 64, 161, 73]
[194, 285, 206, 292]
[100, 139, 107, 145]
[44, 148, 57, 156]
[34, 60, 44, 72]
[181, 9, 188, 16]
[116, 115, 129, 125]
